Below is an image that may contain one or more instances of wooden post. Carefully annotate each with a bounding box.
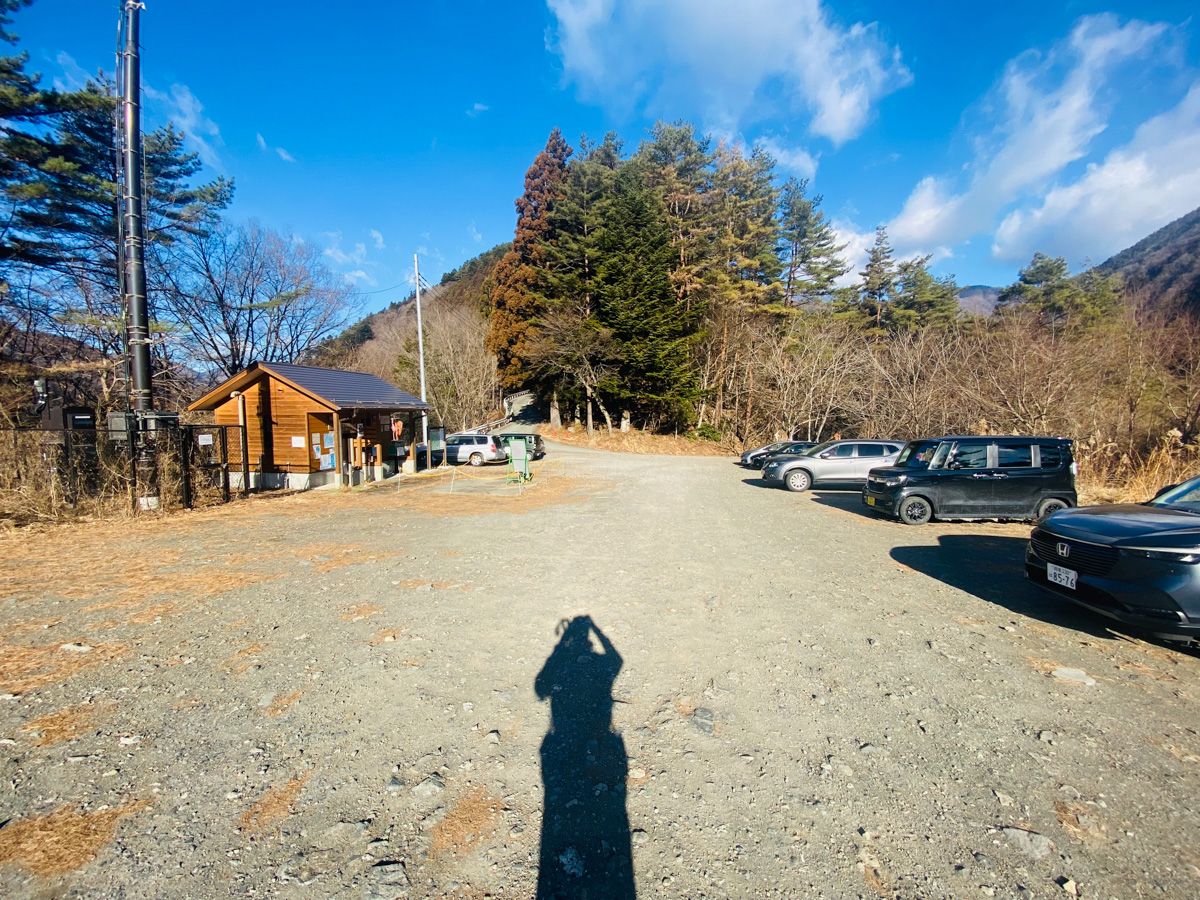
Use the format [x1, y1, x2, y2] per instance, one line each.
[407, 412, 417, 472]
[332, 411, 342, 487]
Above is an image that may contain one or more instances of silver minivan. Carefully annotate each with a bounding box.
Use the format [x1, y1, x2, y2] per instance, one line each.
[761, 439, 903, 492]
[445, 433, 509, 466]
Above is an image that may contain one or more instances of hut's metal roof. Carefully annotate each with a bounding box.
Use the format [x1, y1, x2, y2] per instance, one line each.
[188, 361, 431, 412]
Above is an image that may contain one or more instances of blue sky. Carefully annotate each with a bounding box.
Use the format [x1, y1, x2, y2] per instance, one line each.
[14, 1, 1200, 311]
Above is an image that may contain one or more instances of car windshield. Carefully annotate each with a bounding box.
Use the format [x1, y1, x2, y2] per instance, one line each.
[801, 441, 834, 456]
[894, 440, 943, 469]
[1146, 476, 1200, 514]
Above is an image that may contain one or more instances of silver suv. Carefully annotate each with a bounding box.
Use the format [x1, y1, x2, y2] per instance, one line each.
[761, 439, 903, 492]
[445, 433, 509, 466]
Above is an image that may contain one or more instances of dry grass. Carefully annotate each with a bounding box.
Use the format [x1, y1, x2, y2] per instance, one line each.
[430, 785, 501, 856]
[0, 799, 151, 875]
[544, 427, 735, 457]
[222, 643, 264, 675]
[0, 616, 62, 639]
[1076, 435, 1200, 504]
[238, 774, 308, 832]
[341, 603, 383, 621]
[0, 641, 127, 694]
[263, 689, 305, 718]
[20, 701, 117, 746]
[395, 579, 469, 591]
[1054, 800, 1108, 844]
[293, 543, 394, 574]
[370, 627, 405, 645]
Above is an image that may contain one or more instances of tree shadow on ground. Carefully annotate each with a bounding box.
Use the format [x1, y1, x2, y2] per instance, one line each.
[892, 534, 1125, 640]
[534, 616, 635, 899]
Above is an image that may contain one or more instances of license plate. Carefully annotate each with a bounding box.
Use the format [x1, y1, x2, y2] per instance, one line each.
[866, 496, 876, 506]
[1047, 563, 1077, 590]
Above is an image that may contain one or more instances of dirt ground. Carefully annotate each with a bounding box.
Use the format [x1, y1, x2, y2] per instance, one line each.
[0, 443, 1198, 899]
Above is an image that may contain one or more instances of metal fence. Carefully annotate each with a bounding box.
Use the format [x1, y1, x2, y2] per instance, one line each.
[0, 424, 248, 522]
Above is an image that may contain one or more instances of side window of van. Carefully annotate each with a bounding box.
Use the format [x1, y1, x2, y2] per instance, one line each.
[857, 444, 887, 457]
[997, 444, 1034, 468]
[948, 442, 989, 469]
[1038, 443, 1064, 469]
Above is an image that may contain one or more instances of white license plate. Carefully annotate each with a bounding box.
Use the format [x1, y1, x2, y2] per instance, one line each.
[866, 496, 876, 506]
[1047, 563, 1077, 590]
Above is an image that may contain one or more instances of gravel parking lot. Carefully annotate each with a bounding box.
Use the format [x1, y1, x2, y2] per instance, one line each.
[1, 442, 1198, 899]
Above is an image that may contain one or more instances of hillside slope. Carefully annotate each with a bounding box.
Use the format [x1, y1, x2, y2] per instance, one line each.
[1097, 205, 1200, 312]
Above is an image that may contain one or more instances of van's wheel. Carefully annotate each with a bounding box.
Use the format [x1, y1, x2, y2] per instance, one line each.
[468, 453, 483, 466]
[1037, 498, 1069, 520]
[899, 496, 933, 525]
[785, 469, 812, 492]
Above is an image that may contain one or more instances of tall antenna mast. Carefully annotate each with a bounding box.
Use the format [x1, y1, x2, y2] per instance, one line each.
[121, 1, 151, 414]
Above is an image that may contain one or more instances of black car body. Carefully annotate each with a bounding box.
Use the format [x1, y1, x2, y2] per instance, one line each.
[740, 440, 816, 468]
[862, 436, 1077, 525]
[1025, 476, 1200, 641]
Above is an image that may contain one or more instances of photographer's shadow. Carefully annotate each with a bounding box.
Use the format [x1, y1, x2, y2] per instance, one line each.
[534, 616, 635, 899]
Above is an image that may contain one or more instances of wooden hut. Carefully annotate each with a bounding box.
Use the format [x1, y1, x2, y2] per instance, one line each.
[188, 361, 431, 488]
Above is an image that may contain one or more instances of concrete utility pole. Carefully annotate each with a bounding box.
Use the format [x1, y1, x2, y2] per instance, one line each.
[414, 253, 430, 470]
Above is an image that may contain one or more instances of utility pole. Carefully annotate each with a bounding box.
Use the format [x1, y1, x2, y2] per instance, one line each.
[118, 0, 157, 508]
[414, 253, 430, 470]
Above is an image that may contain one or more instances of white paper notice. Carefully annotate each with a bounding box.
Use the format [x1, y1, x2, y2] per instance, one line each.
[291, 435, 306, 448]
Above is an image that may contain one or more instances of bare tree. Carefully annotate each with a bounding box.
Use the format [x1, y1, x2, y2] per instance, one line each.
[158, 222, 358, 379]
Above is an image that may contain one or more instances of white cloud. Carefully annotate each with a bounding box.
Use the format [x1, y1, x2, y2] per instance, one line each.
[992, 81, 1200, 264]
[257, 132, 296, 163]
[468, 222, 482, 243]
[144, 83, 223, 169]
[546, 0, 910, 145]
[755, 136, 818, 180]
[369, 229, 385, 250]
[52, 51, 90, 92]
[888, 14, 1168, 256]
[466, 102, 490, 117]
[323, 232, 368, 266]
[343, 269, 376, 287]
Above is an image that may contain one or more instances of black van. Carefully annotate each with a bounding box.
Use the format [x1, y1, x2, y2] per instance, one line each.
[861, 436, 1077, 525]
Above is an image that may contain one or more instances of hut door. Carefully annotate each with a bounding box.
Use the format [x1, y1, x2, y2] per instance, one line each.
[307, 413, 335, 471]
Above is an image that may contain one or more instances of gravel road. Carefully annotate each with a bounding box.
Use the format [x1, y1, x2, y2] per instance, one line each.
[1, 442, 1198, 899]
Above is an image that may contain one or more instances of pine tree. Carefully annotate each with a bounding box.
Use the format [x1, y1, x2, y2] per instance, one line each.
[998, 252, 1119, 328]
[708, 142, 781, 308]
[889, 255, 960, 330]
[485, 128, 572, 388]
[597, 162, 703, 428]
[838, 225, 895, 331]
[778, 177, 849, 304]
[636, 121, 716, 312]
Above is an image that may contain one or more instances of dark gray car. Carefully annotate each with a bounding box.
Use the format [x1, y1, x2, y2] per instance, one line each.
[1025, 474, 1200, 642]
[761, 439, 903, 492]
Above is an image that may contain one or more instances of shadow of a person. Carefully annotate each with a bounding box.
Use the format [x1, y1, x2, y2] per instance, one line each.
[534, 615, 635, 899]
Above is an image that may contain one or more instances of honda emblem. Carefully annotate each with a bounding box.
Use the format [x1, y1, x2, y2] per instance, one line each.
[1056, 542, 1070, 558]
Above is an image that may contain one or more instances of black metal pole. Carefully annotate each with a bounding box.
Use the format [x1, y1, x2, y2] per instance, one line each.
[122, 1, 151, 414]
[219, 427, 230, 504]
[239, 425, 250, 496]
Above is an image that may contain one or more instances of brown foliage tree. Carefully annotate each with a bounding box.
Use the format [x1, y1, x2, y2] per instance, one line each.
[485, 129, 572, 388]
